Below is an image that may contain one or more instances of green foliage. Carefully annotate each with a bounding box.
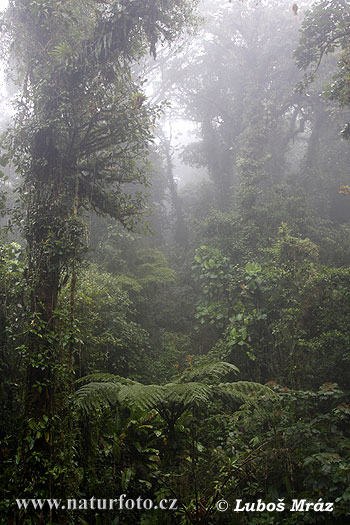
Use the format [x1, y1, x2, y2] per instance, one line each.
[131, 248, 177, 290]
[222, 383, 350, 523]
[191, 221, 350, 392]
[296, 0, 350, 133]
[192, 245, 233, 329]
[295, 0, 350, 70]
[144, 330, 193, 383]
[59, 263, 149, 378]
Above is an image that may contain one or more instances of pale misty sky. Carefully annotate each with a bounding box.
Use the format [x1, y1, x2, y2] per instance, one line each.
[0, 1, 9, 115]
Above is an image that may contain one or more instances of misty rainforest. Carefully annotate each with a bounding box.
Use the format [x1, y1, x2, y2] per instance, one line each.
[0, 0, 350, 524]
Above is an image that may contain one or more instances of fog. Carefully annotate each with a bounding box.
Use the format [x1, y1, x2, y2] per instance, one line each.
[2, 1, 350, 523]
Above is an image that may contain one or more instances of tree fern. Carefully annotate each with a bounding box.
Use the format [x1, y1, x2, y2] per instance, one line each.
[117, 384, 164, 412]
[174, 361, 239, 384]
[74, 363, 275, 425]
[215, 381, 274, 405]
[163, 382, 212, 407]
[74, 377, 163, 413]
[74, 381, 122, 412]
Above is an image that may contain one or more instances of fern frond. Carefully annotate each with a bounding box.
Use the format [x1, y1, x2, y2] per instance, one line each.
[163, 382, 212, 408]
[74, 381, 121, 412]
[74, 365, 275, 420]
[215, 381, 275, 405]
[118, 384, 165, 411]
[176, 362, 239, 384]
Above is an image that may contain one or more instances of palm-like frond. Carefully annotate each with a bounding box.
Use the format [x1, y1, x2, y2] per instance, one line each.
[74, 381, 121, 412]
[215, 381, 275, 405]
[118, 384, 164, 411]
[175, 362, 239, 384]
[74, 379, 163, 413]
[74, 363, 275, 423]
[163, 382, 212, 408]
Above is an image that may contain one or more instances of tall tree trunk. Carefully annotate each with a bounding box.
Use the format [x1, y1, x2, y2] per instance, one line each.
[19, 128, 75, 518]
[163, 137, 188, 248]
